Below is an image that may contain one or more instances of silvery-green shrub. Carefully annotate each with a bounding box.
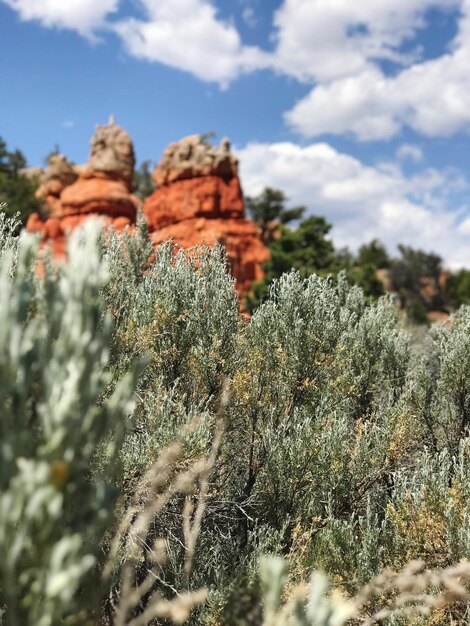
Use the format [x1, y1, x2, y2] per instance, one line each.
[2, 211, 470, 626]
[0, 221, 138, 626]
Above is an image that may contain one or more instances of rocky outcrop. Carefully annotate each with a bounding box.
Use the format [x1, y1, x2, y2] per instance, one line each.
[144, 134, 269, 296]
[87, 119, 136, 187]
[151, 217, 270, 294]
[145, 175, 245, 230]
[25, 128, 269, 299]
[27, 119, 139, 258]
[35, 154, 79, 216]
[153, 134, 238, 185]
[60, 172, 138, 220]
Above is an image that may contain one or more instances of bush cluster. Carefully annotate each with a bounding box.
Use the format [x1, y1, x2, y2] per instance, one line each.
[246, 188, 453, 321]
[2, 212, 470, 624]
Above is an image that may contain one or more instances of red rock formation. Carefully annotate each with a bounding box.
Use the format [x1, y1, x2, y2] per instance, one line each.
[60, 172, 137, 220]
[145, 175, 244, 230]
[26, 119, 139, 259]
[35, 154, 79, 217]
[144, 135, 270, 296]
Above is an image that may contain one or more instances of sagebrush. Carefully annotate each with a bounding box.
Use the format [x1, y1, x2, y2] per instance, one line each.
[1, 214, 470, 625]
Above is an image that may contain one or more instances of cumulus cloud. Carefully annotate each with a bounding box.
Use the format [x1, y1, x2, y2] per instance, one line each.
[2, 0, 268, 83]
[285, 46, 470, 140]
[5, 0, 470, 142]
[2, 0, 118, 37]
[397, 144, 424, 162]
[238, 141, 470, 267]
[282, 0, 470, 140]
[113, 0, 269, 85]
[271, 0, 454, 83]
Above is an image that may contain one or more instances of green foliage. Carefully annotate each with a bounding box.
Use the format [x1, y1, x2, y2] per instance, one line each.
[0, 221, 138, 625]
[356, 239, 390, 269]
[244, 188, 389, 311]
[0, 137, 40, 222]
[447, 269, 470, 309]
[390, 245, 444, 312]
[246, 215, 337, 311]
[265, 217, 336, 279]
[245, 187, 335, 310]
[3, 210, 470, 625]
[133, 160, 156, 200]
[245, 187, 305, 244]
[244, 188, 462, 323]
[346, 263, 385, 299]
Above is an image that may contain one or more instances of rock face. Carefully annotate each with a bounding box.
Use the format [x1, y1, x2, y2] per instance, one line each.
[88, 120, 135, 187]
[153, 134, 238, 185]
[60, 172, 138, 220]
[145, 175, 245, 230]
[144, 134, 270, 296]
[35, 154, 79, 216]
[27, 119, 139, 258]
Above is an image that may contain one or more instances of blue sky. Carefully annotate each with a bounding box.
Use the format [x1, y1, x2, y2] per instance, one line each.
[2, 0, 470, 267]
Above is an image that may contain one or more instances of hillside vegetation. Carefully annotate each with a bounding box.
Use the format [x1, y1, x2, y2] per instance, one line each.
[2, 210, 470, 624]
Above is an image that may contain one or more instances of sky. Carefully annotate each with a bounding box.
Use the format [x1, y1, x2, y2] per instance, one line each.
[2, 0, 470, 267]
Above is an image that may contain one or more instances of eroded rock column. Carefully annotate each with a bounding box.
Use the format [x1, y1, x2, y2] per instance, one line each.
[27, 119, 140, 259]
[144, 134, 270, 296]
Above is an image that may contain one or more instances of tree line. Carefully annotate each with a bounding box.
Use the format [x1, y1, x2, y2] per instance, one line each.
[245, 187, 470, 320]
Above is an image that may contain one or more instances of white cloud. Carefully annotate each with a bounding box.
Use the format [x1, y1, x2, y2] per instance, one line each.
[271, 0, 458, 83]
[2, 0, 118, 37]
[113, 0, 269, 85]
[285, 46, 470, 140]
[285, 68, 404, 141]
[397, 144, 424, 162]
[4, 0, 470, 146]
[238, 141, 470, 267]
[281, 0, 470, 140]
[2, 0, 268, 82]
[457, 216, 470, 235]
[242, 6, 257, 29]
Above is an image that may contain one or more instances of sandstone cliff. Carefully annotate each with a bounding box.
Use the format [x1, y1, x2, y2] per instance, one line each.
[144, 134, 269, 296]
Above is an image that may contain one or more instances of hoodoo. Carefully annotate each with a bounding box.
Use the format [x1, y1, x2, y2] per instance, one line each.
[144, 134, 270, 296]
[27, 119, 140, 258]
[34, 153, 79, 217]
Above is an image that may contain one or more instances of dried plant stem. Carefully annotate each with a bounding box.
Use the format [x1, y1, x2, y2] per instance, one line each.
[183, 422, 225, 586]
[354, 559, 470, 624]
[111, 382, 230, 625]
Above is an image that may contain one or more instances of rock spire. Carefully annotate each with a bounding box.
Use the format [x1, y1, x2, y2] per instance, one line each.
[26, 119, 139, 258]
[144, 134, 269, 296]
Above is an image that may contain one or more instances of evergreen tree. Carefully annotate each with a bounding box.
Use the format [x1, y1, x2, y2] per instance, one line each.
[347, 263, 385, 299]
[266, 216, 335, 279]
[356, 239, 390, 269]
[0, 137, 40, 222]
[390, 245, 445, 320]
[244, 188, 390, 310]
[342, 239, 390, 300]
[246, 212, 337, 311]
[133, 160, 155, 200]
[446, 269, 470, 309]
[246, 187, 305, 243]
